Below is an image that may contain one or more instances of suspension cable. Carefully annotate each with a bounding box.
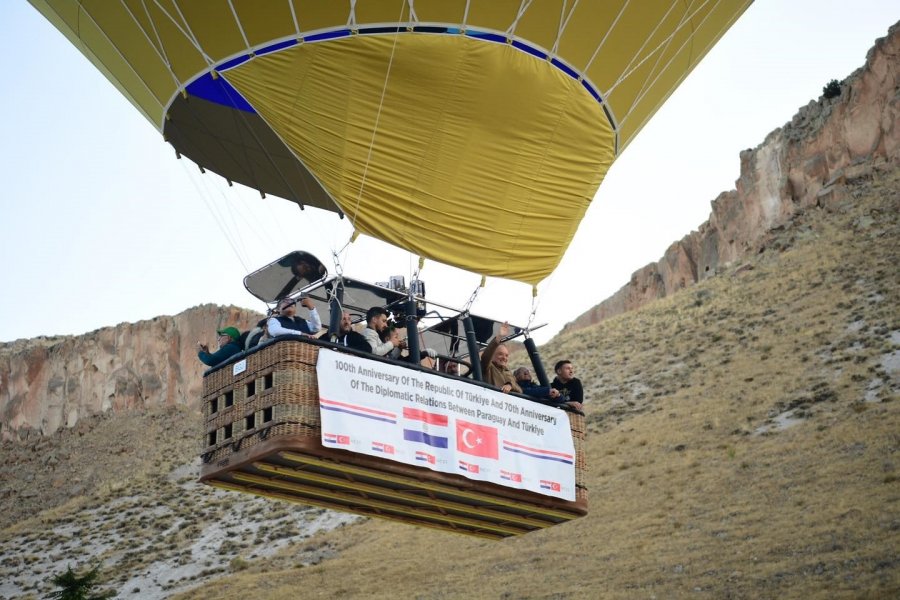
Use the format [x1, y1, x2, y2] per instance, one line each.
[178, 159, 250, 272]
[344, 0, 408, 244]
[462, 276, 486, 314]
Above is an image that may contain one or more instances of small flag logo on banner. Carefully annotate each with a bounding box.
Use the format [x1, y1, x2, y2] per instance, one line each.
[500, 469, 522, 482]
[456, 419, 499, 459]
[540, 479, 562, 492]
[323, 433, 350, 445]
[458, 460, 479, 474]
[371, 441, 395, 454]
[415, 450, 436, 464]
[403, 407, 449, 427]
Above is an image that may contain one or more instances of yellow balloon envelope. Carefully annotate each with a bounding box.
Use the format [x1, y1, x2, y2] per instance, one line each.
[29, 0, 752, 285]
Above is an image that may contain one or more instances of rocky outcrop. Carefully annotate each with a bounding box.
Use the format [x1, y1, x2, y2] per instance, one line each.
[0, 305, 261, 441]
[564, 21, 900, 332]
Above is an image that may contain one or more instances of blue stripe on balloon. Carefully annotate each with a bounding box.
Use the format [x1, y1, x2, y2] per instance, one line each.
[183, 27, 606, 118]
[185, 74, 255, 113]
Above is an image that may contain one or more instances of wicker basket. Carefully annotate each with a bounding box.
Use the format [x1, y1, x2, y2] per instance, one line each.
[200, 338, 588, 538]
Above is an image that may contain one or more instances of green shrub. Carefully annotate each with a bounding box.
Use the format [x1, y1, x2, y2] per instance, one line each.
[822, 79, 841, 99]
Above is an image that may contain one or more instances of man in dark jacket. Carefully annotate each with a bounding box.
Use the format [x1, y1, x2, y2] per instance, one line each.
[551, 360, 584, 410]
[197, 327, 243, 367]
[330, 311, 372, 353]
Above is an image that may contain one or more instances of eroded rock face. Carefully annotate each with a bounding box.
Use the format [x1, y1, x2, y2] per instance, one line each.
[564, 22, 900, 333]
[0, 305, 261, 441]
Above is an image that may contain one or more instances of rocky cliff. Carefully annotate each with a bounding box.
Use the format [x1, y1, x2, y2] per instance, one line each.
[4, 25, 897, 443]
[0, 305, 262, 441]
[563, 21, 900, 333]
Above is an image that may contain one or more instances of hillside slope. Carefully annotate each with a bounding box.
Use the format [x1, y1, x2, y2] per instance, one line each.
[162, 160, 898, 598]
[2, 151, 897, 600]
[2, 95, 898, 600]
[563, 20, 898, 333]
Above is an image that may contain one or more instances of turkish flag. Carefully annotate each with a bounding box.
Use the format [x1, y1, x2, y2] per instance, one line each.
[455, 419, 499, 459]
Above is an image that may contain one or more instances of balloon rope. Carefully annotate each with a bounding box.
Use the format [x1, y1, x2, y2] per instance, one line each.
[583, 0, 630, 76]
[605, 0, 714, 102]
[166, 1, 217, 68]
[159, 0, 340, 228]
[348, 0, 358, 28]
[158, 0, 331, 215]
[226, 0, 253, 53]
[288, 1, 301, 38]
[332, 249, 345, 279]
[224, 0, 344, 255]
[178, 159, 250, 272]
[597, 2, 677, 98]
[618, 0, 721, 127]
[462, 279, 484, 314]
[176, 40, 335, 222]
[526, 261, 558, 334]
[549, 1, 568, 54]
[345, 0, 407, 244]
[605, 0, 690, 97]
[122, 0, 181, 89]
[527, 292, 539, 332]
[505, 0, 535, 37]
[80, 3, 179, 103]
[407, 0, 420, 23]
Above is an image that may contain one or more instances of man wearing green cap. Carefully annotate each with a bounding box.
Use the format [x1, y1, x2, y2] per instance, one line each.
[197, 326, 243, 367]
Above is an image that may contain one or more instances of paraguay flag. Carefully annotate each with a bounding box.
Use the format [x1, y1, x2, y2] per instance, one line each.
[403, 406, 449, 448]
[403, 429, 449, 448]
[403, 407, 448, 426]
[502, 440, 573, 464]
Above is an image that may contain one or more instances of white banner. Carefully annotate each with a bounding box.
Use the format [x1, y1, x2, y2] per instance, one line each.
[316, 349, 576, 501]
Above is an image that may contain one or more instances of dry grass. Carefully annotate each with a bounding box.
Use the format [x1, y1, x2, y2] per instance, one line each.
[0, 409, 358, 599]
[3, 168, 897, 599]
[172, 168, 899, 599]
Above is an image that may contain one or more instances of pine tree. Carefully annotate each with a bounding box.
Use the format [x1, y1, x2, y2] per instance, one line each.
[47, 564, 114, 600]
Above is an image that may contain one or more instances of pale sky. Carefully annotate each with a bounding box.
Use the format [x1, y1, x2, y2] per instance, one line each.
[1, 2, 897, 344]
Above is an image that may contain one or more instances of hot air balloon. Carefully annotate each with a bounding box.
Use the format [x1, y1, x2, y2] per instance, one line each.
[29, 0, 752, 537]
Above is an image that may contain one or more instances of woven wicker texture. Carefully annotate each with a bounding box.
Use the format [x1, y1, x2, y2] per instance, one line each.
[201, 338, 588, 530]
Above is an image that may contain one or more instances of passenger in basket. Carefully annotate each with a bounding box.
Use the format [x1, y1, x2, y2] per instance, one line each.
[513, 367, 561, 401]
[364, 306, 404, 359]
[267, 296, 321, 338]
[481, 322, 522, 394]
[197, 327, 243, 367]
[551, 360, 584, 410]
[382, 320, 438, 365]
[335, 311, 372, 353]
[244, 318, 269, 350]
